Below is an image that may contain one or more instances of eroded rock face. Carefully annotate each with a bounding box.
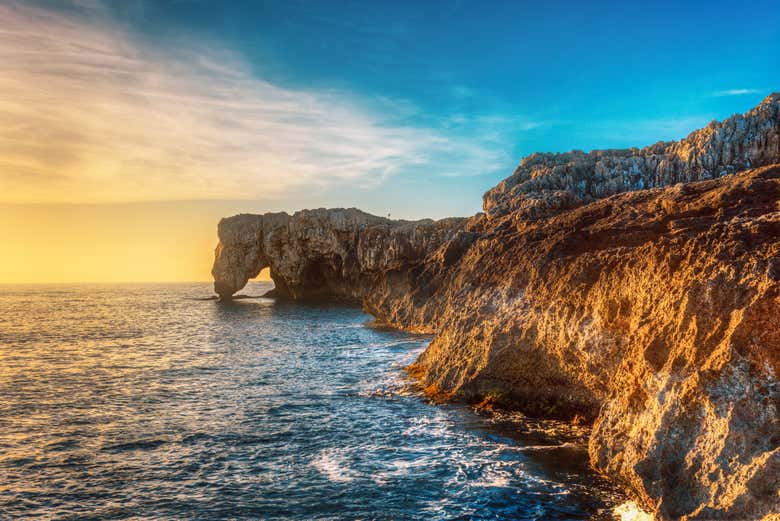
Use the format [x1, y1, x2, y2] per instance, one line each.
[383, 165, 779, 520]
[483, 92, 780, 219]
[212, 94, 780, 519]
[212, 207, 465, 301]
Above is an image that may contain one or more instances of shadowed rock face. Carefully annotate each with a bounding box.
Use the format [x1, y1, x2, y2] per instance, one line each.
[212, 94, 780, 519]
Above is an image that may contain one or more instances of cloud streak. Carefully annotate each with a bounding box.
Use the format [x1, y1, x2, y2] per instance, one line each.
[710, 88, 763, 97]
[0, 2, 513, 204]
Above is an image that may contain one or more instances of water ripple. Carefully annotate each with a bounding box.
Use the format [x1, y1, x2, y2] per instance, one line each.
[0, 282, 625, 520]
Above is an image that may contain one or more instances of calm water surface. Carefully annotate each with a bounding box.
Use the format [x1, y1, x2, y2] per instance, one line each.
[0, 282, 624, 520]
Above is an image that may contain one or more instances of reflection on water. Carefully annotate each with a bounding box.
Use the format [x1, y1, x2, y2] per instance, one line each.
[0, 282, 625, 520]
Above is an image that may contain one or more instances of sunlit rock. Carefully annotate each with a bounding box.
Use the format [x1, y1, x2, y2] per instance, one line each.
[212, 208, 465, 301]
[483, 92, 780, 219]
[212, 93, 780, 519]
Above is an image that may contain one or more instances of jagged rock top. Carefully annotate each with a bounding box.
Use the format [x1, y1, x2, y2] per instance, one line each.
[483, 92, 780, 218]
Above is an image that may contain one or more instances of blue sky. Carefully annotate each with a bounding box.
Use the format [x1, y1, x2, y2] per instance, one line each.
[136, 1, 774, 204]
[5, 0, 780, 218]
[114, 0, 778, 150]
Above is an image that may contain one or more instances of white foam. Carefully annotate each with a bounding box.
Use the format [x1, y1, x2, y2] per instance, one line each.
[402, 414, 454, 438]
[470, 466, 512, 488]
[371, 458, 414, 486]
[312, 448, 359, 483]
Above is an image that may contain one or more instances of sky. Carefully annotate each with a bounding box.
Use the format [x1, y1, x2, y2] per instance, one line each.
[1, 0, 778, 283]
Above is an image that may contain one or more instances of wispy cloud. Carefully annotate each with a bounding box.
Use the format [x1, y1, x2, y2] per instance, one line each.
[0, 2, 515, 204]
[710, 88, 763, 97]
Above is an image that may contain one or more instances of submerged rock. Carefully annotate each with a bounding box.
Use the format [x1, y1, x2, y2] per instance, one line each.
[212, 93, 780, 519]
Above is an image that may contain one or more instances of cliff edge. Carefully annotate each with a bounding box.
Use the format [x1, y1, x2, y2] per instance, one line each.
[212, 93, 780, 519]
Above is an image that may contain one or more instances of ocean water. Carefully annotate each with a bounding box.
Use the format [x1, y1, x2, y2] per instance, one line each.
[0, 282, 626, 520]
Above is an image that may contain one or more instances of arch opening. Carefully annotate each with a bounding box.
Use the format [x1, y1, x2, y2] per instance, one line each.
[246, 266, 277, 297]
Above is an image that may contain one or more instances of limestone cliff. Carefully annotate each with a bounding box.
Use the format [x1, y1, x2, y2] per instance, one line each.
[212, 207, 465, 301]
[484, 92, 780, 219]
[212, 93, 780, 519]
[387, 165, 780, 520]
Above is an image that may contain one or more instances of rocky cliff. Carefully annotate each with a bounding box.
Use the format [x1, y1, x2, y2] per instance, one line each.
[484, 92, 780, 219]
[212, 93, 780, 519]
[212, 207, 465, 301]
[393, 165, 780, 520]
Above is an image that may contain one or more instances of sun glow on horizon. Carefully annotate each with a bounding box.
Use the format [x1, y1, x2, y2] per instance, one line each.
[1, 201, 263, 284]
[1, 1, 774, 284]
[0, 2, 509, 284]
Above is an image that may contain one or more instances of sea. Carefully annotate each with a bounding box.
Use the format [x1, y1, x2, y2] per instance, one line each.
[0, 281, 631, 520]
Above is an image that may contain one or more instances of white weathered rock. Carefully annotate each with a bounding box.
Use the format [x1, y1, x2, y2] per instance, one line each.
[483, 93, 780, 219]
